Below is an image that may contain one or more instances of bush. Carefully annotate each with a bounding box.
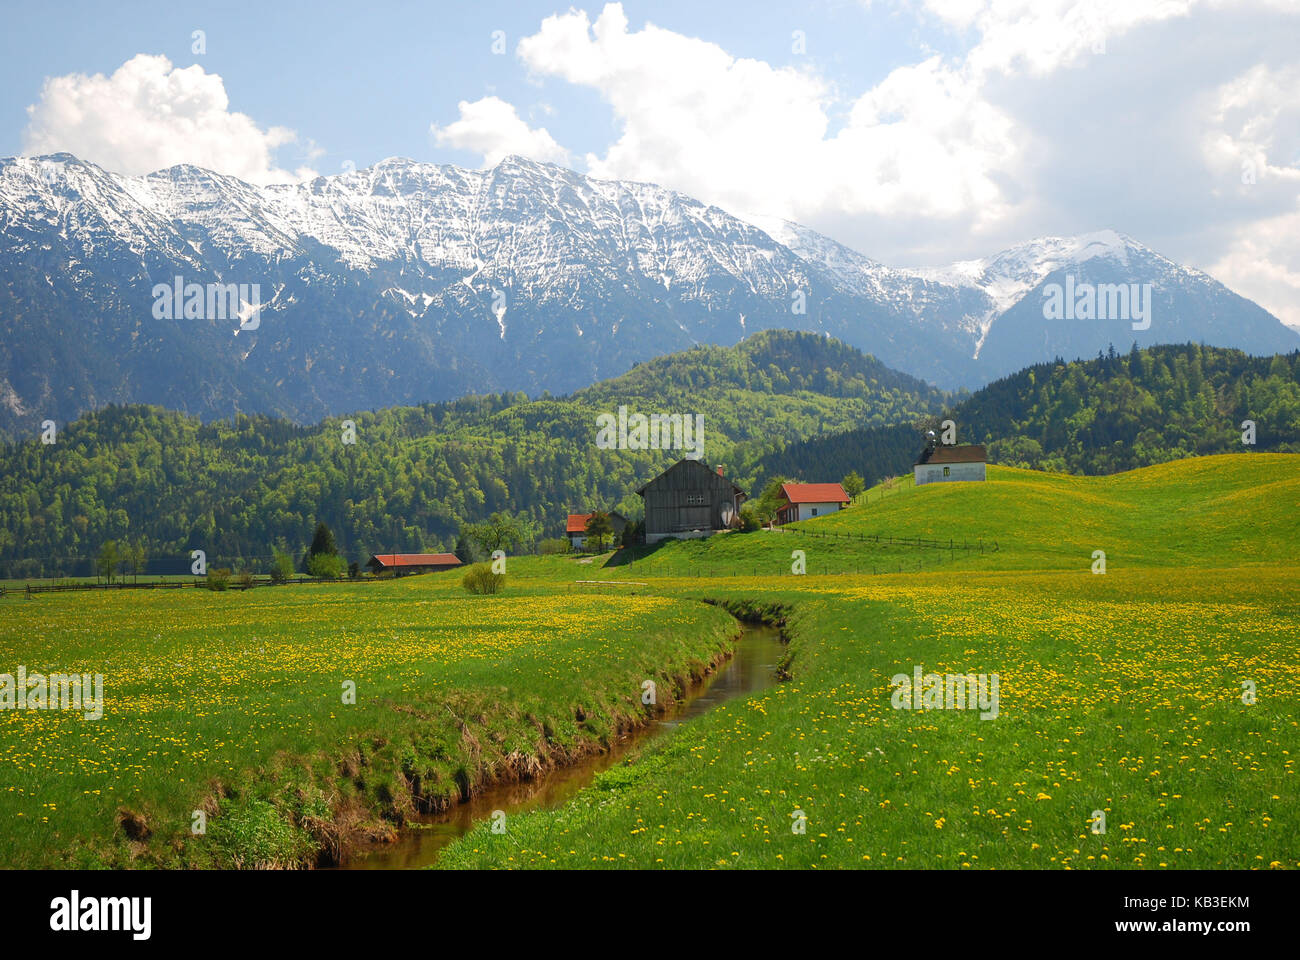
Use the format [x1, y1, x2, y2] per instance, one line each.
[210, 799, 314, 870]
[619, 518, 645, 547]
[538, 538, 571, 555]
[207, 568, 231, 591]
[306, 553, 344, 579]
[461, 563, 506, 595]
[270, 547, 295, 584]
[234, 570, 254, 590]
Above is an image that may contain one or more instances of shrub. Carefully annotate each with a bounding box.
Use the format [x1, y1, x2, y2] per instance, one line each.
[207, 568, 231, 591]
[538, 538, 570, 555]
[306, 553, 344, 579]
[234, 570, 254, 590]
[461, 563, 506, 595]
[269, 547, 295, 584]
[210, 799, 313, 870]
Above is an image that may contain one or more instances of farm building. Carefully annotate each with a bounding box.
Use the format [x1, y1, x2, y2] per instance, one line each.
[566, 511, 628, 550]
[775, 482, 851, 525]
[637, 459, 747, 544]
[366, 553, 463, 576]
[914, 443, 987, 485]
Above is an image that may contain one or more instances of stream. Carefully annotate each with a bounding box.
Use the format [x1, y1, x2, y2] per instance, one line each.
[345, 623, 785, 869]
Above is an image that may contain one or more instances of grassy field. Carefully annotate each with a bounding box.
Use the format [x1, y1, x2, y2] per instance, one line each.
[2, 453, 1296, 869]
[444, 568, 1300, 868]
[439, 454, 1300, 869]
[0, 576, 737, 867]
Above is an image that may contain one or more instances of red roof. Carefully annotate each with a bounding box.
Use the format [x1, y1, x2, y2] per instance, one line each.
[780, 482, 849, 504]
[369, 553, 461, 568]
[567, 513, 593, 534]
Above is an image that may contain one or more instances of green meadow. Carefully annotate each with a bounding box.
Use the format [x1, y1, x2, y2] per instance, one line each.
[0, 581, 737, 867]
[1, 453, 1296, 869]
[441, 454, 1300, 869]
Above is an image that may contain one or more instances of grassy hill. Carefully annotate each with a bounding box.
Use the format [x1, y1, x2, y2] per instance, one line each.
[606, 454, 1300, 575]
[790, 453, 1300, 569]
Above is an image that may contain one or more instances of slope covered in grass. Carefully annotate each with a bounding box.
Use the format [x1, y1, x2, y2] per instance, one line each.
[787, 453, 1300, 570]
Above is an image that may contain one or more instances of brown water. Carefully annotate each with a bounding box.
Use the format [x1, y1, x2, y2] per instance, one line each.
[344, 623, 785, 870]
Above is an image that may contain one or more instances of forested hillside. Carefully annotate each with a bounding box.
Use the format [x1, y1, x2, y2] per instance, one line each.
[754, 344, 1300, 487]
[0, 331, 944, 577]
[6, 338, 1295, 579]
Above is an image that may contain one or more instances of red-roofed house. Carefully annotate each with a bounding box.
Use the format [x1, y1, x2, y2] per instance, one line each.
[366, 553, 463, 576]
[775, 482, 850, 525]
[566, 511, 628, 550]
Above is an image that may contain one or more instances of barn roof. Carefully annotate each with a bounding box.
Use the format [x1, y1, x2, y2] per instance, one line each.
[780, 482, 850, 504]
[635, 458, 745, 496]
[916, 444, 987, 465]
[369, 553, 461, 568]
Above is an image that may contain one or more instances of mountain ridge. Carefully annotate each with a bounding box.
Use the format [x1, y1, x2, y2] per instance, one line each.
[1, 151, 1295, 439]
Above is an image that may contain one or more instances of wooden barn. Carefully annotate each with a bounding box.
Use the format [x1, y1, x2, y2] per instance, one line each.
[914, 443, 987, 485]
[775, 482, 850, 525]
[366, 553, 463, 576]
[566, 511, 628, 550]
[636, 459, 747, 544]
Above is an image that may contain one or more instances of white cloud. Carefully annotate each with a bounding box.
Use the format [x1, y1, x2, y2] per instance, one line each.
[1211, 210, 1300, 330]
[430, 96, 570, 167]
[921, 1, 1194, 77]
[511, 2, 1208, 230]
[511, 3, 1034, 227]
[1201, 62, 1300, 328]
[22, 54, 311, 185]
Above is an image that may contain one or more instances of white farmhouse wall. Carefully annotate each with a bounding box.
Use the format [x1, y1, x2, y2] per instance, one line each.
[914, 462, 986, 485]
[797, 502, 844, 520]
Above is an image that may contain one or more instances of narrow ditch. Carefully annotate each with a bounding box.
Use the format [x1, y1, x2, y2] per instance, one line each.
[343, 620, 786, 870]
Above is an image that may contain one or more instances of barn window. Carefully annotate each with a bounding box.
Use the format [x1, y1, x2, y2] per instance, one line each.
[686, 494, 706, 505]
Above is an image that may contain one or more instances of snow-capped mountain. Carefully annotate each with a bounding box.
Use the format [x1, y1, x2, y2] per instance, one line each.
[0, 152, 1294, 437]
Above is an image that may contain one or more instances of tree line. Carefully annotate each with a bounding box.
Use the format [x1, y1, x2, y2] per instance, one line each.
[0, 330, 944, 578]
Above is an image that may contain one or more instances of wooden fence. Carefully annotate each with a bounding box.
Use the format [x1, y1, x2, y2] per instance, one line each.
[770, 526, 999, 553]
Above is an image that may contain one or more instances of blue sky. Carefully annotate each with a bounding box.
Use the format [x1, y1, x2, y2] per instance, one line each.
[1, 0, 940, 174]
[2, 1, 1298, 326]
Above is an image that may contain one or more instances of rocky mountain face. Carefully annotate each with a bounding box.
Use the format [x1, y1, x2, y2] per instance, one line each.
[1, 152, 1294, 438]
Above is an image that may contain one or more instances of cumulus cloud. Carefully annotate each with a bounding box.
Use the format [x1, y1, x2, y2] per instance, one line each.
[430, 96, 570, 167]
[22, 54, 312, 184]
[509, 2, 1196, 230]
